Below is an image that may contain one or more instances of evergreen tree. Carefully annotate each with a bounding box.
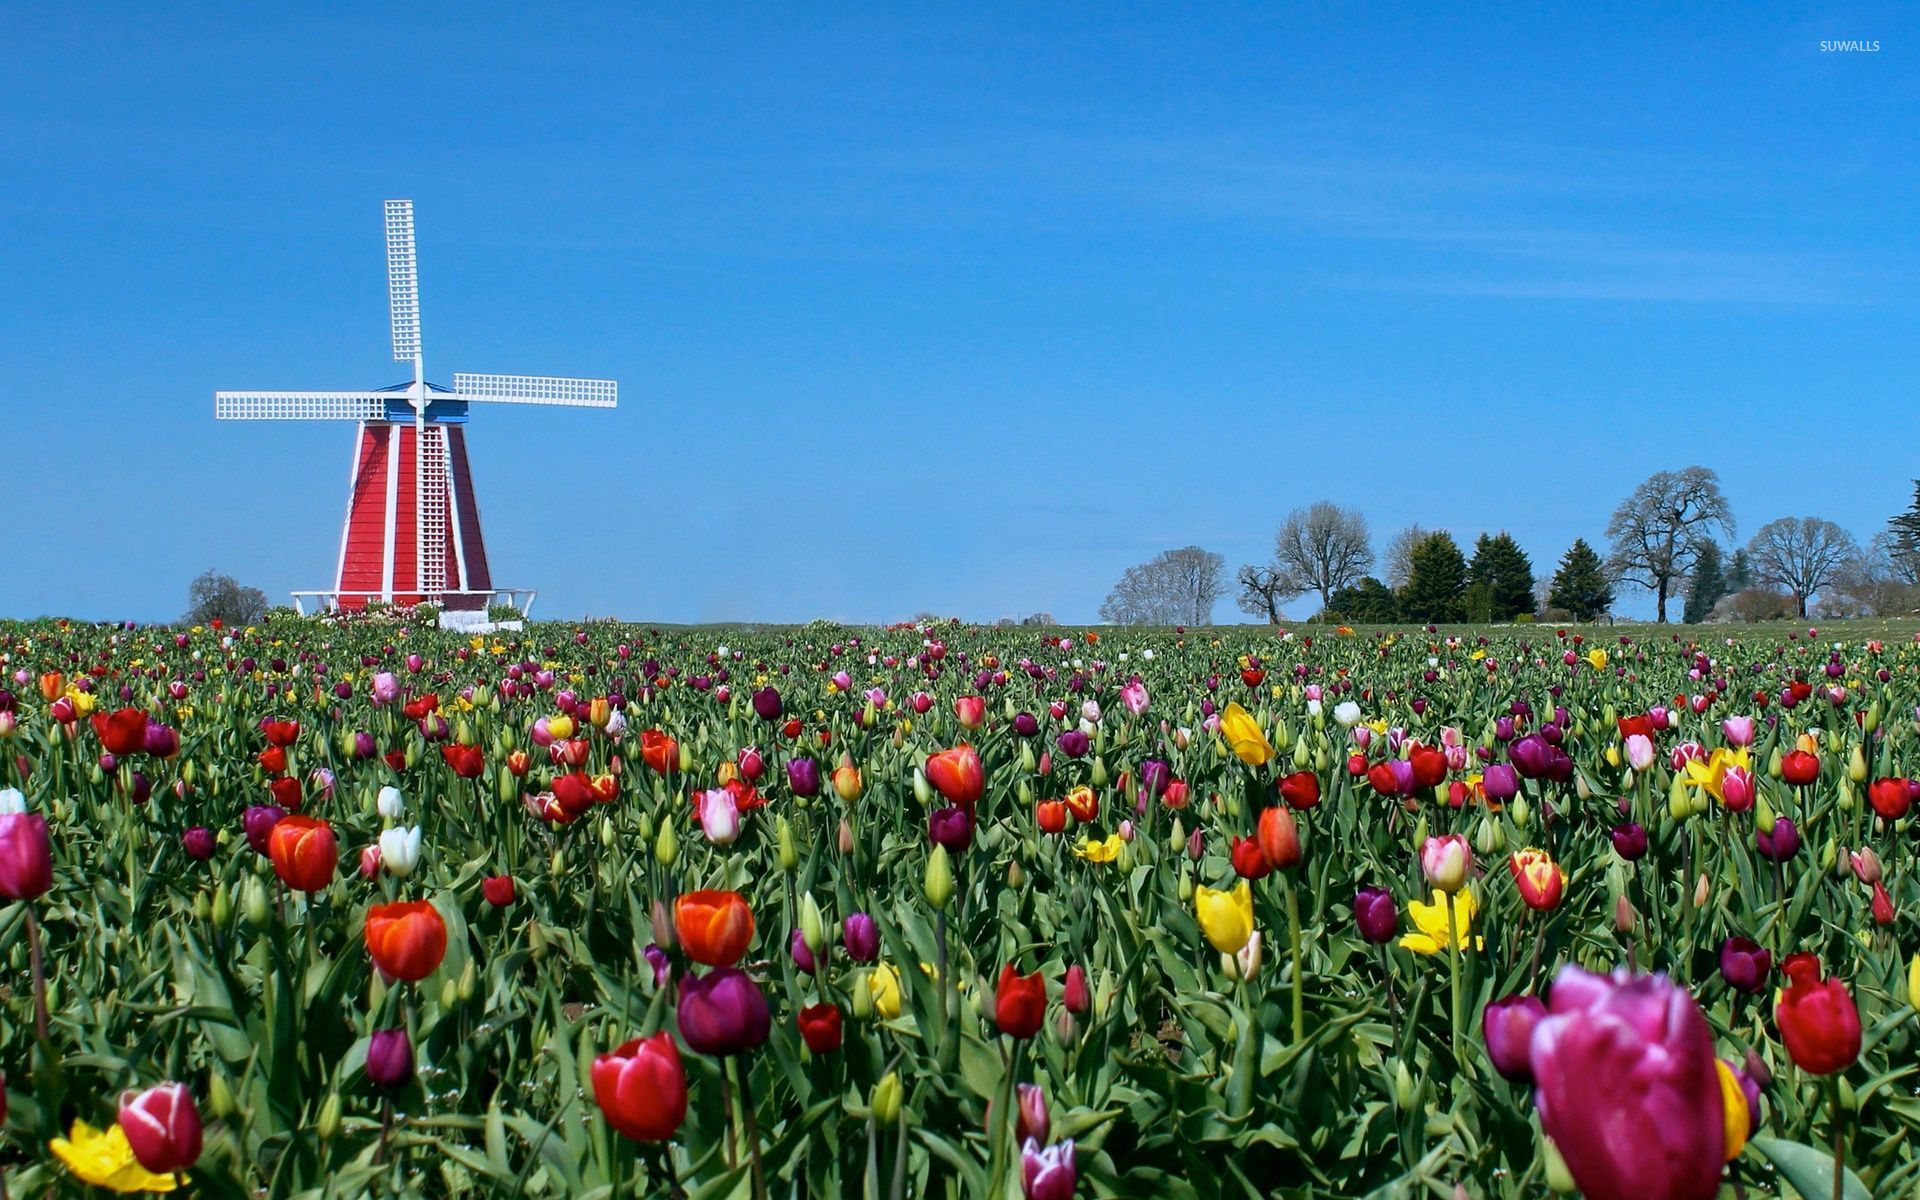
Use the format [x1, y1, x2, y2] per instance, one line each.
[1887, 480, 1920, 579]
[1400, 532, 1468, 623]
[1327, 577, 1399, 623]
[1726, 548, 1754, 592]
[1468, 531, 1536, 620]
[1547, 539, 1614, 621]
[1683, 541, 1728, 624]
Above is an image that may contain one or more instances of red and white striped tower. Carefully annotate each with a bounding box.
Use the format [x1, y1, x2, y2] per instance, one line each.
[215, 200, 617, 615]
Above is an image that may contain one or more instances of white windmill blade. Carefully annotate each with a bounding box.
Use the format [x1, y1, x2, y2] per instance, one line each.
[214, 391, 393, 420]
[385, 199, 421, 363]
[449, 373, 618, 408]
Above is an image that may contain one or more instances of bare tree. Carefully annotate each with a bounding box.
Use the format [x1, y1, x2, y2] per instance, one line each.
[1382, 524, 1429, 590]
[1100, 546, 1227, 626]
[1235, 563, 1299, 623]
[184, 569, 269, 627]
[1273, 502, 1373, 611]
[1745, 517, 1856, 618]
[1603, 466, 1734, 622]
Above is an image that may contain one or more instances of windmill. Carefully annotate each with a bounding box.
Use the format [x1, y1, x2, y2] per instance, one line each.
[214, 200, 615, 621]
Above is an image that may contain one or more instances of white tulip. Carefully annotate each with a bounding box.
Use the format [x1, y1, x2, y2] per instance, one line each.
[0, 787, 25, 815]
[377, 786, 405, 820]
[380, 826, 422, 877]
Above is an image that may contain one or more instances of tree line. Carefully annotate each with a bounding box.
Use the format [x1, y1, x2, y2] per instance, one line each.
[1098, 467, 1920, 625]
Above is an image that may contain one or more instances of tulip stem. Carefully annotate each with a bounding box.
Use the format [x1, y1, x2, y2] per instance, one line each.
[1445, 894, 1464, 1073]
[25, 905, 48, 1043]
[733, 1055, 767, 1200]
[1829, 1076, 1846, 1200]
[1282, 874, 1304, 1044]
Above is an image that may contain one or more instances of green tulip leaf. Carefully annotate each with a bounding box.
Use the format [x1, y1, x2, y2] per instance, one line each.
[1751, 1135, 1871, 1200]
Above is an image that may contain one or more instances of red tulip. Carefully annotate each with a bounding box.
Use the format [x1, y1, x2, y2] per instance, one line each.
[1780, 749, 1820, 787]
[1035, 800, 1067, 835]
[797, 1002, 844, 1053]
[1230, 836, 1271, 880]
[1256, 806, 1301, 870]
[1408, 745, 1447, 788]
[258, 745, 287, 776]
[481, 875, 516, 907]
[91, 708, 150, 757]
[1775, 953, 1861, 1075]
[995, 964, 1046, 1039]
[261, 720, 300, 747]
[1868, 777, 1911, 820]
[267, 816, 337, 893]
[1277, 771, 1320, 810]
[1062, 965, 1090, 1017]
[364, 900, 449, 981]
[441, 743, 485, 778]
[118, 1082, 202, 1174]
[925, 745, 985, 809]
[640, 730, 679, 774]
[268, 776, 302, 811]
[953, 695, 986, 729]
[592, 1031, 688, 1142]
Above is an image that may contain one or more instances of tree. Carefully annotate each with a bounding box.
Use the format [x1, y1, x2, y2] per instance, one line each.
[1745, 517, 1856, 618]
[1399, 532, 1468, 623]
[1326, 577, 1400, 623]
[1547, 539, 1614, 621]
[1099, 546, 1227, 626]
[1682, 541, 1729, 624]
[1270, 502, 1373, 612]
[184, 569, 269, 628]
[1603, 466, 1735, 622]
[1467, 532, 1536, 621]
[1726, 548, 1754, 593]
[1235, 564, 1299, 624]
[1382, 524, 1430, 590]
[1884, 482, 1920, 584]
[1018, 612, 1057, 626]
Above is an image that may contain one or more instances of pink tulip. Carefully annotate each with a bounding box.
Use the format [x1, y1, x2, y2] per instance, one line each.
[0, 813, 52, 901]
[1721, 716, 1754, 747]
[118, 1082, 203, 1174]
[1529, 967, 1723, 1200]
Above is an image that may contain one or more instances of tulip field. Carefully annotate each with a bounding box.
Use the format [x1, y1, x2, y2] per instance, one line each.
[6, 613, 1920, 1199]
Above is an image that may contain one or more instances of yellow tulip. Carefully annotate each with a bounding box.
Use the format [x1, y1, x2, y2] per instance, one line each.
[1586, 648, 1608, 671]
[50, 1121, 183, 1193]
[1195, 881, 1254, 953]
[868, 962, 902, 1020]
[1074, 834, 1124, 864]
[1716, 1059, 1750, 1162]
[1907, 953, 1920, 1010]
[1399, 888, 1481, 955]
[1218, 703, 1274, 766]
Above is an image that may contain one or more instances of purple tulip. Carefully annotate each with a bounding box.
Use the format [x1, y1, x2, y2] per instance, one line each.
[1352, 886, 1397, 944]
[1609, 823, 1649, 862]
[842, 912, 880, 963]
[1016, 1082, 1050, 1145]
[1138, 759, 1170, 798]
[180, 826, 216, 861]
[643, 943, 671, 987]
[352, 731, 377, 759]
[1020, 1138, 1077, 1200]
[1012, 712, 1040, 738]
[786, 757, 821, 798]
[242, 805, 287, 855]
[142, 723, 179, 758]
[789, 927, 817, 974]
[1529, 966, 1724, 1200]
[1756, 816, 1800, 863]
[928, 806, 975, 853]
[0, 813, 53, 901]
[1482, 993, 1546, 1083]
[1480, 763, 1519, 803]
[676, 967, 771, 1056]
[366, 1028, 414, 1088]
[1055, 730, 1090, 758]
[1718, 937, 1771, 995]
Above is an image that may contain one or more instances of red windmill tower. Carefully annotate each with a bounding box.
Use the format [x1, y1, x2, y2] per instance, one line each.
[214, 200, 616, 619]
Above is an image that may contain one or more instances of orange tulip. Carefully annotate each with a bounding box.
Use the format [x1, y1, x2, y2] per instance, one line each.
[924, 745, 984, 809]
[674, 889, 755, 967]
[37, 673, 64, 702]
[364, 900, 449, 981]
[641, 730, 679, 775]
[267, 815, 338, 892]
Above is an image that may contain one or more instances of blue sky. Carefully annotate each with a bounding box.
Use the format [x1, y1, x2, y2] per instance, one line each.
[2, 4, 1914, 624]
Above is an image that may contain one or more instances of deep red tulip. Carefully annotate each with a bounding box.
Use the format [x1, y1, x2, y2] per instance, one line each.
[1780, 749, 1820, 787]
[1868, 777, 1911, 820]
[91, 708, 150, 757]
[118, 1083, 202, 1174]
[1230, 836, 1271, 880]
[1277, 771, 1320, 810]
[481, 874, 516, 907]
[797, 1002, 844, 1053]
[440, 743, 485, 778]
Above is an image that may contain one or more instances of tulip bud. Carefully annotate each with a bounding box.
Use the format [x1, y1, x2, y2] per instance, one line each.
[654, 817, 678, 867]
[924, 845, 954, 910]
[1509, 794, 1530, 829]
[837, 818, 856, 856]
[911, 768, 933, 807]
[1692, 872, 1709, 909]
[1907, 953, 1920, 1011]
[850, 972, 874, 1019]
[316, 1091, 342, 1140]
[799, 894, 827, 956]
[871, 1072, 902, 1127]
[776, 817, 799, 873]
[211, 884, 231, 928]
[242, 875, 272, 929]
[207, 1073, 236, 1120]
[1848, 745, 1868, 783]
[1392, 1060, 1416, 1111]
[1613, 893, 1636, 935]
[1542, 1137, 1578, 1194]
